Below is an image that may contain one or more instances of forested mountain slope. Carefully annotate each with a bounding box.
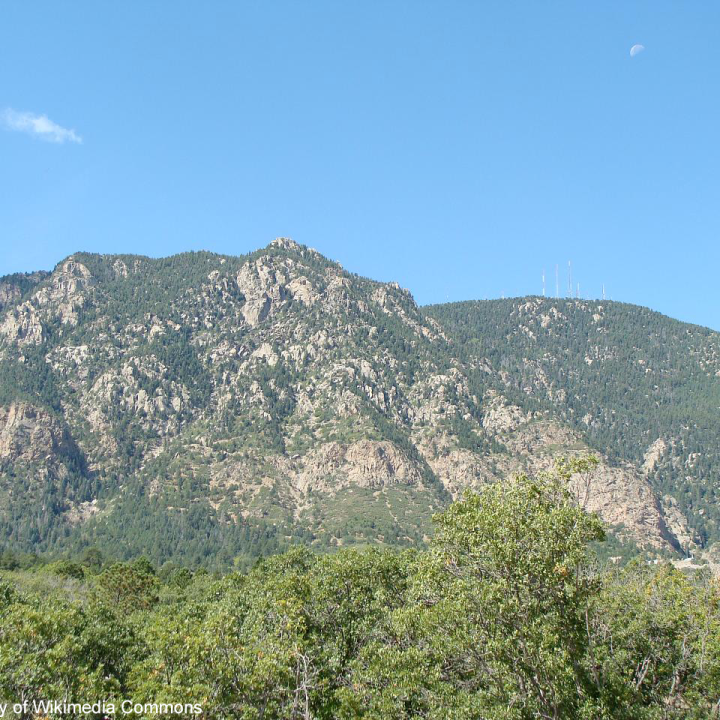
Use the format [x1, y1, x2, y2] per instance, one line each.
[0, 239, 713, 566]
[427, 298, 720, 548]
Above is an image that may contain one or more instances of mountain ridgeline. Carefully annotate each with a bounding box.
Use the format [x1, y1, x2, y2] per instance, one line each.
[0, 239, 718, 567]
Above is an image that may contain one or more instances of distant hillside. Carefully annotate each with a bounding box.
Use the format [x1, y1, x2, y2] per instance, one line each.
[426, 298, 720, 547]
[0, 239, 715, 567]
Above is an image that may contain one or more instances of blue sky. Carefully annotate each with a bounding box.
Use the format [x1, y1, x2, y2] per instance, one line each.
[1, 2, 718, 329]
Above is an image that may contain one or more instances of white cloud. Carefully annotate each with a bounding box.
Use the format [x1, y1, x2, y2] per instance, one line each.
[1, 108, 82, 144]
[629, 44, 645, 58]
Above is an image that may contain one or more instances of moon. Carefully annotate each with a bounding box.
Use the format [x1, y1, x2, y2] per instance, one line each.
[630, 44, 645, 57]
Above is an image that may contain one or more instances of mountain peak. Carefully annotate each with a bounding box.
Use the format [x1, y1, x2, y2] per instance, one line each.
[268, 237, 301, 251]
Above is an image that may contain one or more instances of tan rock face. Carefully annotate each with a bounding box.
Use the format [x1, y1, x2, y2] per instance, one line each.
[296, 441, 422, 493]
[425, 448, 503, 498]
[0, 402, 73, 463]
[660, 494, 699, 549]
[643, 438, 668, 474]
[33, 259, 93, 326]
[0, 301, 44, 344]
[48, 345, 90, 382]
[87, 359, 189, 436]
[481, 391, 530, 433]
[65, 499, 100, 525]
[206, 440, 428, 524]
[569, 463, 672, 550]
[270, 236, 300, 252]
[112, 259, 129, 278]
[504, 423, 685, 550]
[0, 401, 91, 524]
[251, 343, 279, 366]
[34, 260, 92, 306]
[286, 276, 319, 306]
[0, 259, 93, 344]
[0, 273, 48, 316]
[420, 406, 680, 550]
[236, 259, 290, 326]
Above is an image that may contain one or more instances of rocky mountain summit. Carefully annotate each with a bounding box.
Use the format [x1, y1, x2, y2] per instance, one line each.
[0, 239, 717, 566]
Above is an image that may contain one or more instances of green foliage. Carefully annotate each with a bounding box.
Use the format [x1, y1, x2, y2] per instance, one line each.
[80, 547, 104, 571]
[587, 561, 720, 718]
[0, 590, 136, 718]
[0, 344, 63, 411]
[343, 462, 607, 718]
[0, 469, 719, 718]
[70, 489, 296, 570]
[95, 562, 159, 613]
[45, 559, 85, 580]
[0, 550, 19, 571]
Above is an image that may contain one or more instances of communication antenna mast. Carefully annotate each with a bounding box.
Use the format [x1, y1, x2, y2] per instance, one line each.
[602, 284, 606, 301]
[555, 264, 559, 298]
[542, 269, 546, 297]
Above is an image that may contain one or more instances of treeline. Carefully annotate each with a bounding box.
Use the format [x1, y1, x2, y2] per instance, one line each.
[1, 461, 718, 719]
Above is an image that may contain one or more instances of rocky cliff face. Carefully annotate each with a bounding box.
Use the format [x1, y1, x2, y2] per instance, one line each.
[0, 402, 74, 464]
[0, 271, 48, 314]
[0, 401, 88, 541]
[0, 239, 708, 559]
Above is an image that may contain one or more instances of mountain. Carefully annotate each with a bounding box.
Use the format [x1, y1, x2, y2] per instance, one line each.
[426, 298, 720, 549]
[0, 238, 716, 567]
